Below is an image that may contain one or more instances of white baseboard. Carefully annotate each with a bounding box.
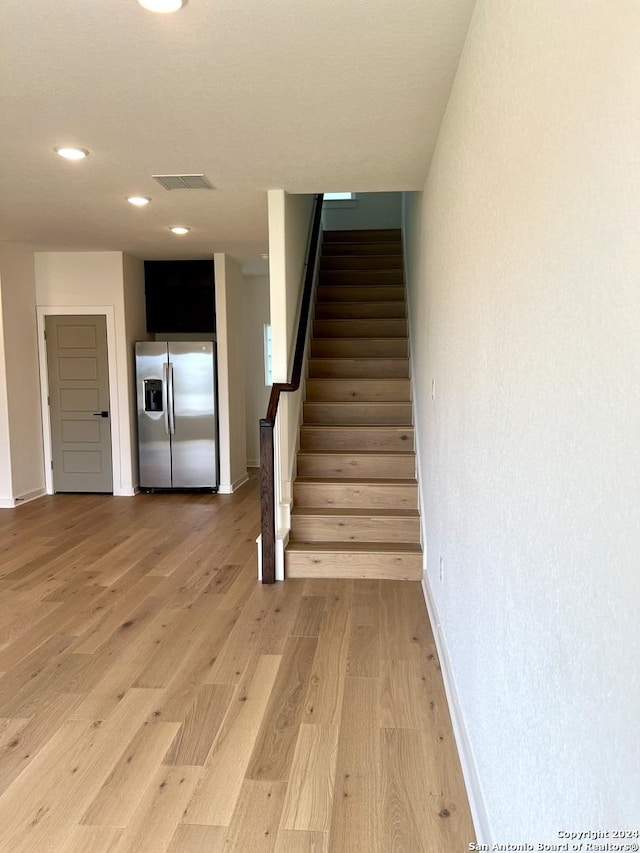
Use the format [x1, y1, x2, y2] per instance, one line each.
[0, 487, 47, 509]
[420, 573, 492, 845]
[255, 532, 285, 582]
[256, 534, 262, 580]
[14, 488, 47, 506]
[233, 472, 250, 491]
[218, 471, 250, 494]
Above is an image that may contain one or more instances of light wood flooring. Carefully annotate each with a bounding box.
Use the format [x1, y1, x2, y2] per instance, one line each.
[0, 472, 474, 852]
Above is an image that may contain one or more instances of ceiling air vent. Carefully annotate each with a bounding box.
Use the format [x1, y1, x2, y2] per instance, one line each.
[152, 174, 215, 190]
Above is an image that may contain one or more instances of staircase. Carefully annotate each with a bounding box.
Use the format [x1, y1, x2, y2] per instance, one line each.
[285, 228, 423, 580]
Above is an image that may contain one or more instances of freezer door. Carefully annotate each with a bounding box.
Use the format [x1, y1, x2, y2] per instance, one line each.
[168, 342, 217, 488]
[136, 342, 172, 488]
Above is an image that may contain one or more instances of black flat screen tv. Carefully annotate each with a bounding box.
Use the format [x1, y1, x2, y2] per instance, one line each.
[144, 260, 215, 334]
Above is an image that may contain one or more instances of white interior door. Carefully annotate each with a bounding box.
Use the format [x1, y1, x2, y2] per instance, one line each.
[45, 314, 113, 493]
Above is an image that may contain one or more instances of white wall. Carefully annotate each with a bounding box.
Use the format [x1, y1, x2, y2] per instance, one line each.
[0, 286, 11, 504]
[322, 191, 401, 231]
[243, 275, 270, 467]
[0, 244, 45, 507]
[214, 253, 247, 492]
[34, 251, 136, 495]
[267, 190, 316, 535]
[404, 0, 640, 842]
[122, 253, 150, 488]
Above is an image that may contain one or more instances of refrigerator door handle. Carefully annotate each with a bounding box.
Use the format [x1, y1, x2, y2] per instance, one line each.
[162, 363, 170, 435]
[168, 362, 176, 435]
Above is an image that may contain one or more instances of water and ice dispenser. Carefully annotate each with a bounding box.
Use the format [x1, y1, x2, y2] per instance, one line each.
[144, 379, 163, 412]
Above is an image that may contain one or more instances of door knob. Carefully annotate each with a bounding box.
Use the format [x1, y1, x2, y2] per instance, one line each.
[92, 411, 109, 418]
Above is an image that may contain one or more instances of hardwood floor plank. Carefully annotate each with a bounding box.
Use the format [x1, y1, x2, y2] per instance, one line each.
[246, 636, 318, 782]
[70, 588, 165, 656]
[378, 580, 426, 660]
[164, 683, 234, 766]
[59, 824, 124, 852]
[0, 693, 85, 795]
[0, 688, 165, 851]
[0, 635, 75, 715]
[256, 580, 307, 654]
[166, 823, 227, 852]
[111, 765, 203, 853]
[71, 607, 182, 719]
[81, 720, 180, 826]
[206, 584, 274, 684]
[145, 606, 241, 724]
[378, 658, 435, 730]
[291, 596, 327, 639]
[223, 779, 286, 853]
[302, 609, 349, 728]
[215, 554, 259, 613]
[345, 623, 379, 678]
[0, 600, 61, 651]
[275, 829, 329, 853]
[327, 678, 380, 853]
[200, 563, 243, 597]
[279, 724, 339, 832]
[0, 717, 29, 750]
[183, 654, 281, 826]
[134, 598, 223, 689]
[345, 589, 380, 678]
[380, 726, 475, 851]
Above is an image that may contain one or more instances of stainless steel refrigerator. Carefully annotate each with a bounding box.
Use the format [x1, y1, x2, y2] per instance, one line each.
[135, 341, 218, 490]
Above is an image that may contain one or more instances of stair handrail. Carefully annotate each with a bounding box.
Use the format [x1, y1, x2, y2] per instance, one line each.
[259, 193, 324, 584]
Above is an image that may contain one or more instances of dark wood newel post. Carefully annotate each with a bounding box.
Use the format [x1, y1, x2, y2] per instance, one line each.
[259, 418, 276, 584]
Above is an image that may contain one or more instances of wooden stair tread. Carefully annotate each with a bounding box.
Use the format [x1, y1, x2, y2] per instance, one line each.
[304, 401, 411, 406]
[308, 358, 409, 363]
[300, 422, 413, 427]
[291, 507, 419, 517]
[297, 450, 414, 458]
[294, 476, 416, 485]
[300, 423, 413, 428]
[314, 303, 406, 319]
[323, 229, 401, 242]
[315, 301, 406, 308]
[286, 541, 422, 553]
[322, 242, 403, 255]
[311, 336, 407, 342]
[316, 288, 407, 305]
[320, 257, 404, 270]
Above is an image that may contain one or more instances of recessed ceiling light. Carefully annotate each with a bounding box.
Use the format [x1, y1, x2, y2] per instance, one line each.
[170, 226, 191, 235]
[137, 0, 187, 12]
[127, 196, 151, 207]
[54, 146, 89, 161]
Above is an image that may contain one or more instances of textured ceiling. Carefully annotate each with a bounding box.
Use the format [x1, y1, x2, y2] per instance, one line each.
[0, 0, 475, 261]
